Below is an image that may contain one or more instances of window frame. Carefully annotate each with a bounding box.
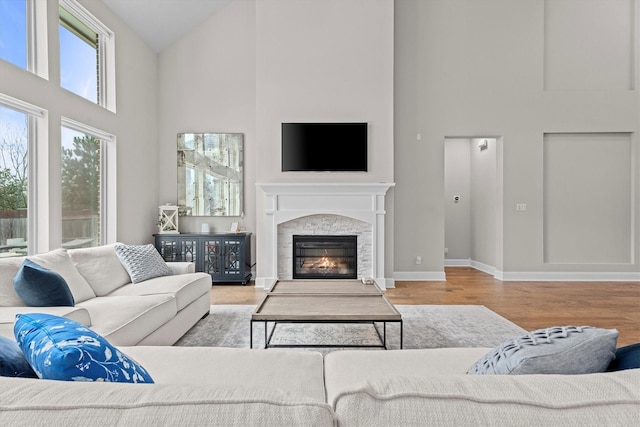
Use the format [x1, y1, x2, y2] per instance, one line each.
[60, 117, 116, 246]
[58, 0, 116, 111]
[0, 92, 48, 255]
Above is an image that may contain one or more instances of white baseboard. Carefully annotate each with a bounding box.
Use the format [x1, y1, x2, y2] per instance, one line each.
[253, 277, 277, 289]
[406, 261, 639, 282]
[495, 270, 640, 282]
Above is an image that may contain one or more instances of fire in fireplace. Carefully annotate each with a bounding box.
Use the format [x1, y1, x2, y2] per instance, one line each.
[293, 235, 357, 279]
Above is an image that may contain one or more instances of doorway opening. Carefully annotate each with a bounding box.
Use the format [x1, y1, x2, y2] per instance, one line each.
[444, 137, 503, 278]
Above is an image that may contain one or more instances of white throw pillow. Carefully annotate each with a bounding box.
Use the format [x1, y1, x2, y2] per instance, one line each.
[114, 244, 172, 284]
[27, 249, 96, 303]
[69, 243, 131, 296]
[468, 326, 618, 375]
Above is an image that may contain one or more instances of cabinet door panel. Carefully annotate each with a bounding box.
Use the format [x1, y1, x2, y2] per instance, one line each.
[203, 238, 222, 277]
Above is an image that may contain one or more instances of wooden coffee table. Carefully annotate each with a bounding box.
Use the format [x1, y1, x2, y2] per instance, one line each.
[250, 280, 403, 349]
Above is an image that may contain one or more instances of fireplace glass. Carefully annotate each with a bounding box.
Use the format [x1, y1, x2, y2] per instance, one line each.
[293, 235, 357, 279]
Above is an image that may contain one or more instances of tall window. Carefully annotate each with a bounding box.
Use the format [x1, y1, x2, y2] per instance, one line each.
[59, 7, 97, 103]
[0, 0, 27, 69]
[0, 95, 46, 257]
[0, 105, 28, 256]
[59, 0, 115, 110]
[61, 125, 101, 248]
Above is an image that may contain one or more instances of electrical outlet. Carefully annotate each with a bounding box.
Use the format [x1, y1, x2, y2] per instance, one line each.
[415, 256, 422, 265]
[444, 248, 448, 254]
[516, 204, 527, 211]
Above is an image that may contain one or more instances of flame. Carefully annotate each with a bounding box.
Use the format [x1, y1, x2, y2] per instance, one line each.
[318, 256, 336, 269]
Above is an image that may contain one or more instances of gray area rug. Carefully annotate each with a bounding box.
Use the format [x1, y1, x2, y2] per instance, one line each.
[175, 305, 526, 351]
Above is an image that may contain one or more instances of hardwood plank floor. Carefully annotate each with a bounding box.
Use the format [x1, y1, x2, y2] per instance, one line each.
[211, 267, 640, 347]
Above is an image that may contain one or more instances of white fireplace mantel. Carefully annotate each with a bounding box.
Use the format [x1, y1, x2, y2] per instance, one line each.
[255, 182, 395, 289]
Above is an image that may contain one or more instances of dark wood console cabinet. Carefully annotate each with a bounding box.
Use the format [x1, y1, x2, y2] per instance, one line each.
[154, 232, 252, 285]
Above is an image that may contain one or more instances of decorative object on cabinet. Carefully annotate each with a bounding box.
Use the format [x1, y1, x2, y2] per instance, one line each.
[154, 233, 252, 285]
[157, 205, 179, 234]
[177, 133, 244, 217]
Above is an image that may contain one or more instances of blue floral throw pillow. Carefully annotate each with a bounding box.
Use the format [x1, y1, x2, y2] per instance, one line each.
[14, 313, 154, 383]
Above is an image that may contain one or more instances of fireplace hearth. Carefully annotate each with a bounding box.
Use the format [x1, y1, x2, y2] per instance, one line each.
[293, 235, 357, 279]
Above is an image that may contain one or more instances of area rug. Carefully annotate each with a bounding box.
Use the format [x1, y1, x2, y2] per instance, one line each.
[175, 305, 526, 351]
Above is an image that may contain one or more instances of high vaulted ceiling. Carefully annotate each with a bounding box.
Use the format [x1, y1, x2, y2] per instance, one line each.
[101, 0, 233, 53]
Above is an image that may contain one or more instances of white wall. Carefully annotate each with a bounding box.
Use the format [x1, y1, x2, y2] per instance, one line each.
[157, 0, 256, 239]
[444, 139, 471, 260]
[0, 0, 159, 248]
[395, 0, 639, 279]
[158, 0, 394, 281]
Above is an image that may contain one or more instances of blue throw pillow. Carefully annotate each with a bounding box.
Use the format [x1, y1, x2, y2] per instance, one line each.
[607, 343, 640, 371]
[0, 336, 37, 378]
[13, 259, 75, 307]
[14, 313, 154, 383]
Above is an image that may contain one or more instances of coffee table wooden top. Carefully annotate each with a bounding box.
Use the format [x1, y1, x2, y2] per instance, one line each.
[252, 294, 401, 321]
[269, 279, 383, 295]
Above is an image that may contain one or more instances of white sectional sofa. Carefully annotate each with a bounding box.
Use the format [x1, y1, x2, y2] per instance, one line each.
[0, 244, 211, 346]
[1, 246, 638, 425]
[0, 346, 638, 426]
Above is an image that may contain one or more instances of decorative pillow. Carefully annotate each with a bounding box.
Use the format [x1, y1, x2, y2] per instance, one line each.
[0, 336, 37, 378]
[468, 326, 618, 375]
[13, 259, 75, 307]
[114, 244, 172, 284]
[27, 249, 96, 303]
[14, 313, 154, 383]
[607, 343, 640, 371]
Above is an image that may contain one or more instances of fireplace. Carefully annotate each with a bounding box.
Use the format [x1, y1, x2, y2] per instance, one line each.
[293, 235, 357, 279]
[255, 182, 395, 289]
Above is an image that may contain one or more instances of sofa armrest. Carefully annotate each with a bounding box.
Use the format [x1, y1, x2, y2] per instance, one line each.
[167, 262, 195, 274]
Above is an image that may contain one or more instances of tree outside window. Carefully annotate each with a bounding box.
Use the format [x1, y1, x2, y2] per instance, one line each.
[0, 105, 28, 255]
[61, 127, 100, 248]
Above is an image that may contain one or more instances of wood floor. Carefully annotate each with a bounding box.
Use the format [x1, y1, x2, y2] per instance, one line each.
[211, 267, 640, 347]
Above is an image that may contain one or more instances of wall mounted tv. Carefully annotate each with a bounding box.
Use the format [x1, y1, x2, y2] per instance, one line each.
[281, 122, 368, 172]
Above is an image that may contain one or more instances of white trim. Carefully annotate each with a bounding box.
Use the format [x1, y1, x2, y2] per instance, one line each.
[0, 93, 45, 118]
[27, 0, 48, 79]
[469, 259, 495, 275]
[59, 0, 112, 38]
[495, 271, 640, 282]
[61, 117, 114, 142]
[394, 271, 447, 281]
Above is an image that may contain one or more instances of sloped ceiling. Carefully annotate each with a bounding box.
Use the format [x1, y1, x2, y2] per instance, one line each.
[101, 0, 233, 52]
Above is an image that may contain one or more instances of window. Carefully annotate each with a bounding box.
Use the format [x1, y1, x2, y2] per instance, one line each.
[0, 0, 27, 69]
[0, 94, 46, 257]
[0, 0, 48, 78]
[59, 0, 115, 110]
[61, 119, 115, 248]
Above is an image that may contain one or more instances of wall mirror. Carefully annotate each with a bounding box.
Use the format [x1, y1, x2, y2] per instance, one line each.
[177, 133, 243, 217]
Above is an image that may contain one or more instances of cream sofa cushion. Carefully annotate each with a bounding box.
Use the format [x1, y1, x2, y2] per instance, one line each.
[69, 243, 131, 296]
[0, 376, 336, 427]
[329, 370, 640, 427]
[0, 257, 27, 307]
[77, 294, 176, 346]
[123, 346, 327, 403]
[107, 272, 211, 311]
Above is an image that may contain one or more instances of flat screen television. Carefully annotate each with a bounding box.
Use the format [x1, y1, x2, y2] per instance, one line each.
[281, 122, 368, 172]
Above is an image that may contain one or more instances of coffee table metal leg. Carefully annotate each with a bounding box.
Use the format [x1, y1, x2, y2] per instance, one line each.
[250, 320, 253, 349]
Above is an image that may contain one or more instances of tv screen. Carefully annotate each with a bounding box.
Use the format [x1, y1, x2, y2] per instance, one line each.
[281, 122, 368, 172]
